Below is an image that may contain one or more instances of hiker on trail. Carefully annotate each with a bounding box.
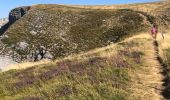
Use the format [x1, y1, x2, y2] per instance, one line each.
[39, 46, 46, 60]
[30, 45, 37, 61]
[30, 45, 47, 62]
[34, 50, 39, 62]
[150, 24, 158, 40]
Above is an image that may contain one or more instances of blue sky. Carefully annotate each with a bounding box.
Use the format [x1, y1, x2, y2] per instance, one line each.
[0, 0, 159, 19]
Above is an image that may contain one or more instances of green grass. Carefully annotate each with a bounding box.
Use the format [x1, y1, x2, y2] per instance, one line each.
[2, 5, 151, 60]
[0, 38, 145, 100]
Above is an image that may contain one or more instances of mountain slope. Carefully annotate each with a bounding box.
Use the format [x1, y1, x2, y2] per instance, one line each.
[1, 2, 170, 62]
[1, 32, 170, 99]
[0, 33, 152, 99]
[0, 1, 170, 100]
[1, 4, 155, 61]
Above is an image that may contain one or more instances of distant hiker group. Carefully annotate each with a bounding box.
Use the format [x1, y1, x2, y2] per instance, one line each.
[31, 46, 46, 62]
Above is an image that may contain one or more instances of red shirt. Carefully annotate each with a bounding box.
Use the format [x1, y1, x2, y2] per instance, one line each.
[151, 27, 158, 34]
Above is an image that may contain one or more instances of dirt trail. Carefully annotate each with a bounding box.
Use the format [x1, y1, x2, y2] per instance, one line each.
[129, 34, 165, 100]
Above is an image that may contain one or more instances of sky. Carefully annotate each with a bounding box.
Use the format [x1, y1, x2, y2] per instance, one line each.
[0, 0, 159, 19]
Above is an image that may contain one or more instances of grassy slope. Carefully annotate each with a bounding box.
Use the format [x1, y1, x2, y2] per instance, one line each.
[0, 33, 150, 100]
[68, 1, 165, 12]
[3, 2, 170, 61]
[0, 1, 170, 100]
[1, 4, 152, 60]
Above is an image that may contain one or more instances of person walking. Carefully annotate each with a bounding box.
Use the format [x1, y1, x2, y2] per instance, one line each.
[150, 24, 158, 40]
[39, 46, 46, 60]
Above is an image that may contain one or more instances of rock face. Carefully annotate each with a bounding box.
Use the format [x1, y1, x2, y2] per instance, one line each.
[0, 6, 30, 35]
[9, 6, 30, 23]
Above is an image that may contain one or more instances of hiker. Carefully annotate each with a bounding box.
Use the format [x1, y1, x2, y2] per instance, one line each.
[34, 50, 39, 62]
[39, 46, 46, 60]
[31, 45, 47, 62]
[150, 24, 158, 39]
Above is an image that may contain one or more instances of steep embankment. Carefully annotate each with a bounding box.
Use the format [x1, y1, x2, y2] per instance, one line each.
[1, 2, 170, 62]
[156, 32, 170, 99]
[0, 7, 30, 67]
[1, 4, 154, 62]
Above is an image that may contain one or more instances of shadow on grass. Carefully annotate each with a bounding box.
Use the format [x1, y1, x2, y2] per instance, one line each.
[153, 40, 170, 99]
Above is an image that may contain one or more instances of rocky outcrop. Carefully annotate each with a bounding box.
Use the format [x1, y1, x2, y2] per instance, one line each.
[0, 6, 30, 35]
[9, 6, 30, 23]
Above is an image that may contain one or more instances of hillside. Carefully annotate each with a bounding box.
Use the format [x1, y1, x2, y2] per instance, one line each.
[1, 32, 170, 99]
[1, 2, 170, 62]
[0, 3, 157, 62]
[0, 1, 170, 100]
[0, 33, 156, 99]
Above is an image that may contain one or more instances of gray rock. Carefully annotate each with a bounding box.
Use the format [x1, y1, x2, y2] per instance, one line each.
[44, 51, 53, 59]
[9, 6, 30, 23]
[30, 30, 37, 35]
[18, 41, 29, 50]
